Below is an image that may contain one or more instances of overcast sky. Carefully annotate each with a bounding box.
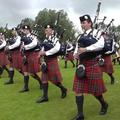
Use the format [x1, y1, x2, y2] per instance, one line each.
[0, 0, 120, 30]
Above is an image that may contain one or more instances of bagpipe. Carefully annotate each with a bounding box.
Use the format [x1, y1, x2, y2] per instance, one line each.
[53, 12, 67, 56]
[92, 0, 115, 55]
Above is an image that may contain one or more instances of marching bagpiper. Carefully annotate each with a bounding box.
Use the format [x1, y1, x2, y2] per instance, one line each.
[19, 25, 42, 92]
[64, 41, 75, 68]
[72, 15, 108, 120]
[100, 32, 115, 84]
[4, 27, 22, 84]
[0, 32, 9, 77]
[36, 24, 67, 103]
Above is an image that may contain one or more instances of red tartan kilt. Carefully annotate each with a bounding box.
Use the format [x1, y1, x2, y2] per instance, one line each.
[22, 51, 40, 73]
[100, 55, 114, 74]
[73, 59, 107, 96]
[41, 57, 62, 84]
[9, 50, 22, 70]
[65, 52, 74, 61]
[0, 51, 9, 66]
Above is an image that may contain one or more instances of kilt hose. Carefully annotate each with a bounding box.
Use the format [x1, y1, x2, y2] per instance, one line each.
[22, 51, 40, 73]
[41, 57, 63, 84]
[100, 55, 114, 74]
[73, 58, 107, 96]
[9, 49, 23, 70]
[0, 50, 9, 66]
[65, 52, 74, 61]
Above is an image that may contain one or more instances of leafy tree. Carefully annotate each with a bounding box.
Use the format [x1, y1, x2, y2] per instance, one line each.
[34, 9, 77, 42]
[0, 26, 12, 39]
[17, 18, 34, 29]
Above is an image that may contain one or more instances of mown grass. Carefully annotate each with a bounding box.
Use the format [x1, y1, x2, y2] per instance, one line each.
[0, 60, 120, 120]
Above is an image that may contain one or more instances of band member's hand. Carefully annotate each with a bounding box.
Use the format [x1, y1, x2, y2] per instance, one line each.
[78, 47, 87, 54]
[39, 51, 46, 56]
[74, 53, 79, 59]
[20, 45, 25, 52]
[4, 46, 9, 52]
[20, 47, 25, 55]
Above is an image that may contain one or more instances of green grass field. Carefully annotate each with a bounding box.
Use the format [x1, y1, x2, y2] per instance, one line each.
[0, 60, 120, 120]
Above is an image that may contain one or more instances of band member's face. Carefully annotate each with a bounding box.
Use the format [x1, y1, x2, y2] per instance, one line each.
[11, 30, 17, 36]
[81, 20, 92, 31]
[45, 28, 54, 37]
[103, 34, 109, 39]
[22, 29, 30, 35]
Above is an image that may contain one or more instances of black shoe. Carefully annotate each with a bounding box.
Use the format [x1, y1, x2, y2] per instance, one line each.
[36, 96, 48, 103]
[40, 85, 43, 90]
[61, 88, 67, 98]
[72, 114, 84, 120]
[99, 103, 108, 115]
[19, 88, 29, 93]
[4, 81, 14, 85]
[111, 77, 115, 84]
[73, 64, 75, 68]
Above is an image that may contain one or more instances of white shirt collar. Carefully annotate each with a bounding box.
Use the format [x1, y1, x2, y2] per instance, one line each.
[47, 35, 55, 40]
[26, 33, 31, 37]
[85, 28, 92, 35]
